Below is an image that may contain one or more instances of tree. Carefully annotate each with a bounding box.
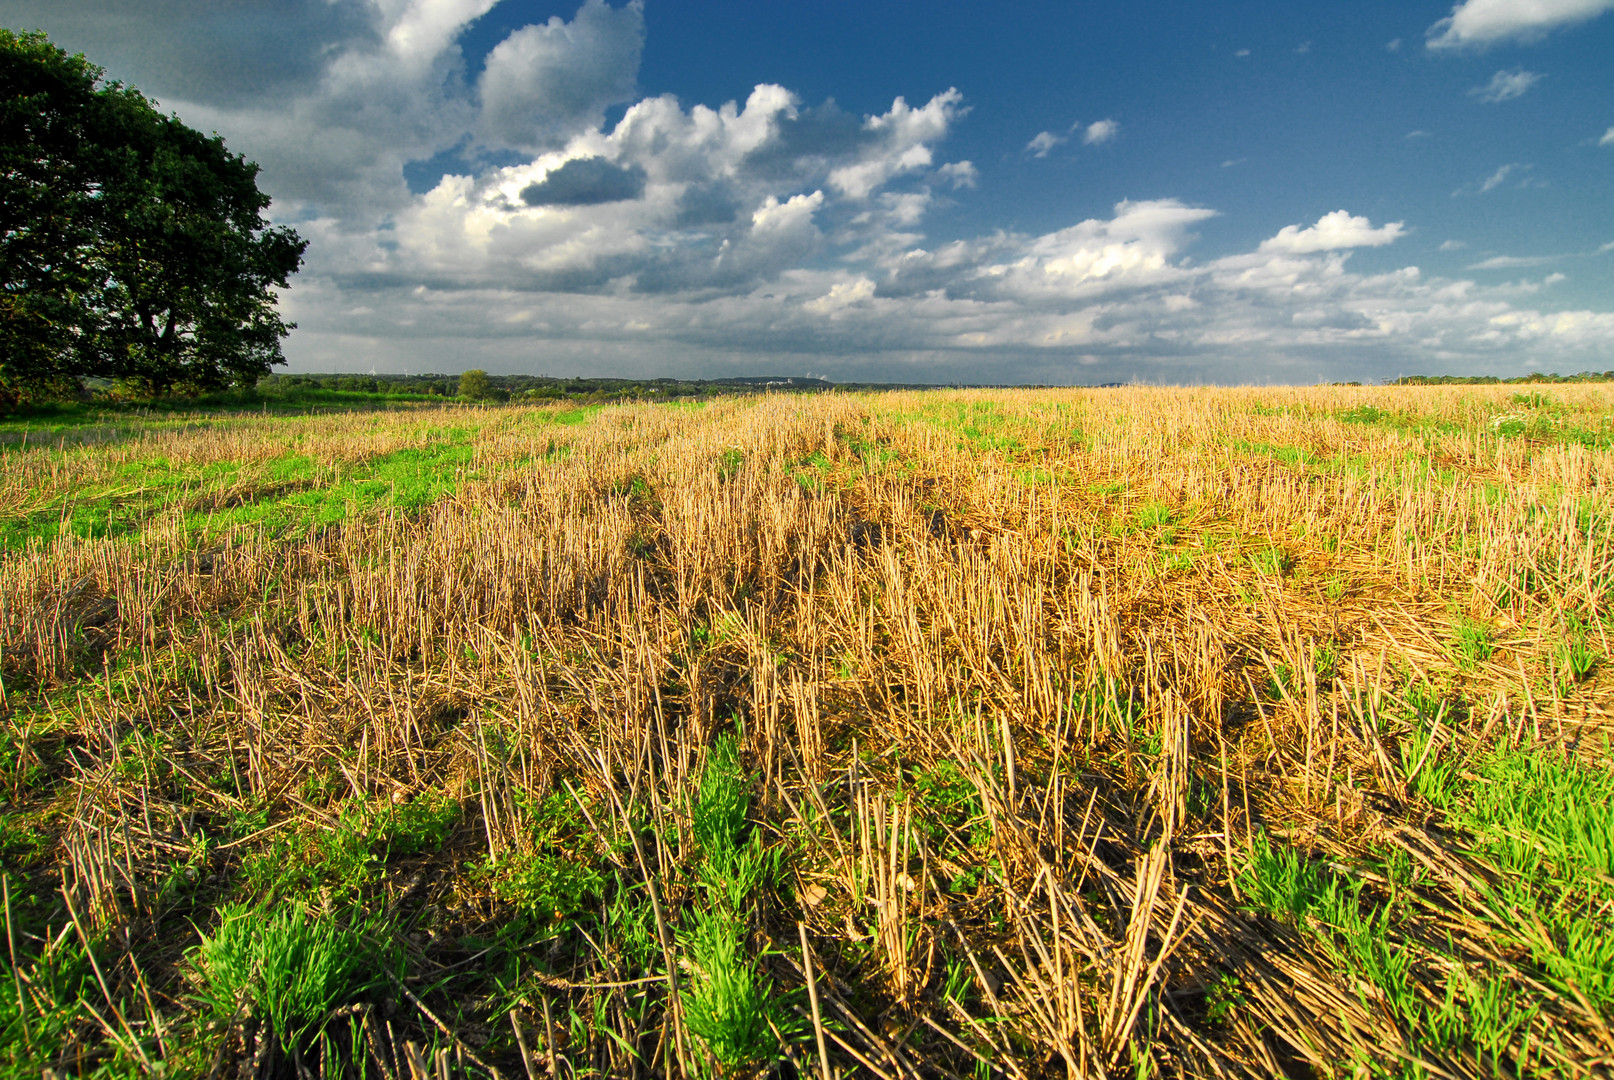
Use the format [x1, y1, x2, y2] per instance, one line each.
[458, 369, 493, 400]
[1, 30, 306, 406]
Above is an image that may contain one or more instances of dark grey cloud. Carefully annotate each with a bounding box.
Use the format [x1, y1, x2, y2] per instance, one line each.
[739, 100, 871, 180]
[520, 157, 647, 205]
[673, 182, 740, 226]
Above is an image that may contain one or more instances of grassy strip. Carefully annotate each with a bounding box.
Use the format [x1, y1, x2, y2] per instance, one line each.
[1240, 737, 1614, 1075]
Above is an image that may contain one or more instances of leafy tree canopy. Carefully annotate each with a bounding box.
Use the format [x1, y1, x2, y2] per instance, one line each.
[457, 368, 493, 400]
[0, 29, 306, 407]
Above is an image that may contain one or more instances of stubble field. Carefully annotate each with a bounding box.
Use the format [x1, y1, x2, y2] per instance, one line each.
[2, 384, 1611, 1079]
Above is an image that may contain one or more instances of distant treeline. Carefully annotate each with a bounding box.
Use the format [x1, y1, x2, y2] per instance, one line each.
[259, 372, 956, 402]
[1389, 371, 1614, 386]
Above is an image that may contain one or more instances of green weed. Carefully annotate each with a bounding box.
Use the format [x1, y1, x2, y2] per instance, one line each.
[1162, 551, 1195, 574]
[1204, 973, 1247, 1025]
[241, 793, 458, 902]
[1339, 405, 1391, 425]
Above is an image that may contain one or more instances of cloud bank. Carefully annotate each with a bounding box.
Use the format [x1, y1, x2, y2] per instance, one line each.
[31, 0, 1614, 383]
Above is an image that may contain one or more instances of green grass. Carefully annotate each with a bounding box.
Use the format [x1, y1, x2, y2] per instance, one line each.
[911, 760, 992, 891]
[241, 792, 459, 903]
[1249, 545, 1294, 577]
[1241, 737, 1614, 1072]
[489, 790, 609, 919]
[680, 734, 795, 1074]
[1134, 500, 1177, 532]
[1238, 833, 1537, 1072]
[1450, 616, 1494, 669]
[1, 421, 492, 551]
[904, 399, 1028, 455]
[1555, 617, 1600, 689]
[1420, 743, 1614, 1010]
[0, 883, 113, 1076]
[191, 903, 399, 1060]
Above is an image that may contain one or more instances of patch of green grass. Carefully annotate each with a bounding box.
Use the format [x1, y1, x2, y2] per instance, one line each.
[241, 792, 459, 902]
[2, 419, 491, 552]
[1555, 617, 1600, 689]
[1323, 572, 1347, 601]
[681, 906, 782, 1074]
[1161, 551, 1195, 574]
[490, 790, 609, 919]
[546, 405, 603, 426]
[1232, 440, 1318, 470]
[911, 759, 987, 858]
[1242, 736, 1614, 1069]
[1, 939, 120, 1074]
[1238, 834, 1536, 1068]
[1450, 615, 1494, 669]
[1421, 743, 1614, 1010]
[191, 903, 399, 1060]
[907, 400, 1026, 455]
[1203, 973, 1247, 1026]
[1134, 501, 1176, 532]
[679, 734, 796, 1073]
[492, 849, 609, 920]
[792, 449, 833, 491]
[1249, 546, 1293, 577]
[0, 814, 50, 867]
[1338, 405, 1392, 425]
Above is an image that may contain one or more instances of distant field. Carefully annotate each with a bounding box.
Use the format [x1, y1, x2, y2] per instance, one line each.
[2, 385, 1611, 1078]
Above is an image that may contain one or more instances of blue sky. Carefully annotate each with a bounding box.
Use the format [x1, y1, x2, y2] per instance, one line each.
[4, 0, 1612, 383]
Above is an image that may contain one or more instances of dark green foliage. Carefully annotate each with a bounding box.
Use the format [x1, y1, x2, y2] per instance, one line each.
[0, 30, 305, 407]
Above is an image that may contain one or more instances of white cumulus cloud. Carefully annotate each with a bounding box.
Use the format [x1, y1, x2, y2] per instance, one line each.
[1427, 0, 1614, 48]
[805, 276, 877, 315]
[981, 200, 1217, 301]
[1468, 68, 1543, 102]
[1258, 211, 1406, 254]
[825, 90, 964, 199]
[1081, 119, 1120, 145]
[1026, 131, 1066, 157]
[937, 161, 978, 188]
[1601, 126, 1614, 145]
[477, 0, 645, 151]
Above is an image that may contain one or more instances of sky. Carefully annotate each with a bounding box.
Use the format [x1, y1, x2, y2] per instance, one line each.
[3, 0, 1613, 384]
